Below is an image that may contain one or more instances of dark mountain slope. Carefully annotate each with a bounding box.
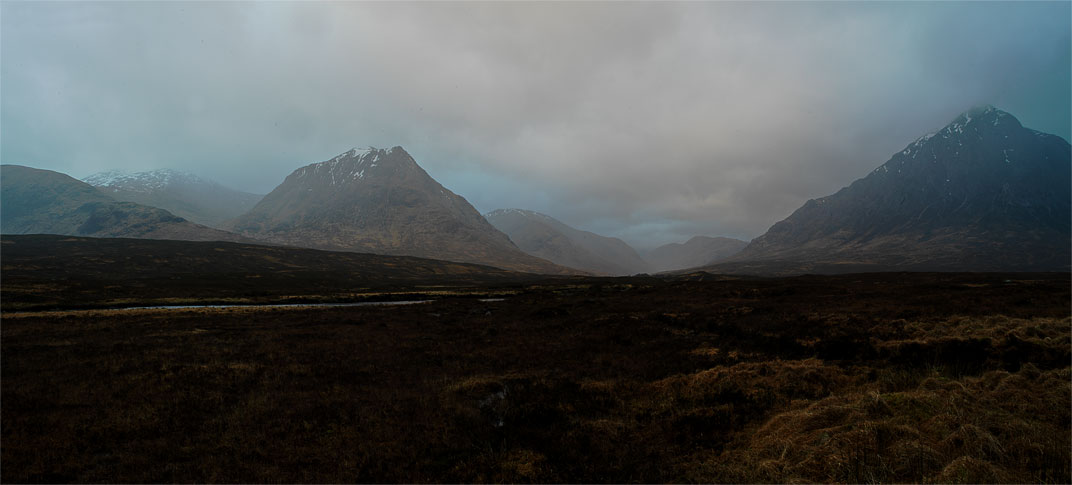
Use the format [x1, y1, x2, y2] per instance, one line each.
[712, 106, 1070, 274]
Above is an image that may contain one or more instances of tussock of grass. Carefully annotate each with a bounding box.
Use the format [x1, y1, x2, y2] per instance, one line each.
[705, 364, 1070, 483]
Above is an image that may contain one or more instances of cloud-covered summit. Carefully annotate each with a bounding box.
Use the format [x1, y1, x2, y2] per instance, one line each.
[2, 2, 1068, 248]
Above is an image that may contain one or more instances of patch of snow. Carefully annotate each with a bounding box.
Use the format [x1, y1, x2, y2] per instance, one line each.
[82, 169, 128, 187]
[303, 147, 399, 185]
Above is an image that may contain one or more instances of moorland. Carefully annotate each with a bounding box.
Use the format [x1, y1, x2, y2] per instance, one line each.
[2, 236, 1068, 483]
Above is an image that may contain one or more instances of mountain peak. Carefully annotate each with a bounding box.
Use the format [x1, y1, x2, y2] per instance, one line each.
[963, 104, 997, 118]
[296, 146, 419, 186]
[487, 208, 545, 220]
[944, 104, 1021, 134]
[330, 146, 406, 161]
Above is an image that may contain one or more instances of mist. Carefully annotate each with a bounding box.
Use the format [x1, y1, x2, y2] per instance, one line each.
[2, 1, 1068, 249]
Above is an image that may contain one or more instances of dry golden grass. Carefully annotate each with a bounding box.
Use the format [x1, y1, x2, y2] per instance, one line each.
[697, 345, 1069, 482]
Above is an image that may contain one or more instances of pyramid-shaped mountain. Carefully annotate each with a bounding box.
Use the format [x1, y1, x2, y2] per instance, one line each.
[229, 147, 572, 274]
[717, 106, 1070, 273]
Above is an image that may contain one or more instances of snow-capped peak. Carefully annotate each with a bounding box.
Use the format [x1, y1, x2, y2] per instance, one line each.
[488, 208, 533, 217]
[938, 105, 1017, 137]
[335, 146, 377, 160]
[295, 146, 393, 185]
[83, 168, 201, 193]
[964, 104, 996, 118]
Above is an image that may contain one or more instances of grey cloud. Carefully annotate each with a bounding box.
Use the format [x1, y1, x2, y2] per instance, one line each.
[2, 2, 1068, 248]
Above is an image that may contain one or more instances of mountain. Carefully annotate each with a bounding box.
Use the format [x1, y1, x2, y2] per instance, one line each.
[228, 147, 574, 274]
[83, 169, 263, 228]
[485, 208, 650, 275]
[644, 236, 748, 272]
[1, 165, 248, 242]
[710, 106, 1071, 274]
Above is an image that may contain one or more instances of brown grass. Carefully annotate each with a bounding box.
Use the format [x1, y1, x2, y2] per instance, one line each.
[2, 272, 1068, 482]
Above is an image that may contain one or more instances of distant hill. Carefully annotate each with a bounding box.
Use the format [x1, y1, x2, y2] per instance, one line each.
[1, 165, 248, 243]
[83, 169, 263, 228]
[228, 147, 575, 274]
[644, 236, 748, 272]
[708, 106, 1071, 275]
[0, 234, 551, 310]
[486, 208, 650, 276]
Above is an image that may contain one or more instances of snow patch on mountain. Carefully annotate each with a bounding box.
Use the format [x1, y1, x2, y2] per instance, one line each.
[297, 147, 391, 184]
[83, 168, 201, 193]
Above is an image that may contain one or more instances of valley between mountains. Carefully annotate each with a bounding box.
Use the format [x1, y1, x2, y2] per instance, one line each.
[3, 106, 1068, 277]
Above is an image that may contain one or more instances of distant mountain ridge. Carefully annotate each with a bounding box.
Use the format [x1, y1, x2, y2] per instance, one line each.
[83, 168, 263, 228]
[228, 147, 574, 274]
[644, 236, 747, 272]
[710, 105, 1071, 274]
[1, 164, 248, 243]
[486, 208, 651, 275]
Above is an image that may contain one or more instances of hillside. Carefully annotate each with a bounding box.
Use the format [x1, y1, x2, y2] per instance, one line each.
[0, 165, 248, 243]
[645, 236, 748, 272]
[83, 169, 263, 228]
[0, 234, 551, 311]
[486, 208, 650, 275]
[710, 106, 1071, 274]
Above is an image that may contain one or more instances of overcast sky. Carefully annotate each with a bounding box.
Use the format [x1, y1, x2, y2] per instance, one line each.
[3, 1, 1069, 249]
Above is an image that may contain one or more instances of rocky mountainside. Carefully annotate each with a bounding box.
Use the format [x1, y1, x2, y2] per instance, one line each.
[712, 106, 1071, 273]
[0, 165, 249, 242]
[228, 147, 573, 274]
[486, 208, 650, 276]
[83, 169, 263, 228]
[644, 236, 748, 272]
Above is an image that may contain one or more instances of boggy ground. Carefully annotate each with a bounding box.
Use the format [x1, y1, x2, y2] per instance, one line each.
[2, 273, 1069, 483]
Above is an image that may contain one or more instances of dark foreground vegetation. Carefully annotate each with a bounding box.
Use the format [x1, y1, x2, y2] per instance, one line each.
[2, 271, 1069, 483]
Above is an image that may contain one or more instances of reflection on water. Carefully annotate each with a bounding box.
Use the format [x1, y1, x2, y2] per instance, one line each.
[120, 300, 433, 311]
